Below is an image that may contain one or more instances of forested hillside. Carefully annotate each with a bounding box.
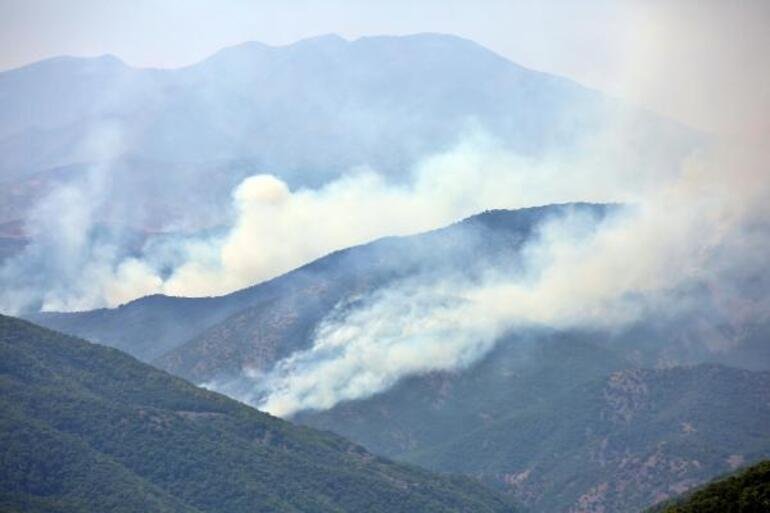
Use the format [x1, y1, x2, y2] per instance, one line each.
[648, 460, 770, 513]
[0, 314, 517, 513]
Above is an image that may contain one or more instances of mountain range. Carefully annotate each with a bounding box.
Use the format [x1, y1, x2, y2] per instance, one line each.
[0, 33, 695, 238]
[29, 203, 770, 512]
[2, 32, 766, 513]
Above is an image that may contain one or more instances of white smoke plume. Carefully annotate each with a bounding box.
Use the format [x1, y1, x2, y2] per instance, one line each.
[0, 0, 766, 422]
[233, 141, 767, 416]
[0, 122, 676, 314]
[214, 1, 770, 416]
[0, 122, 164, 313]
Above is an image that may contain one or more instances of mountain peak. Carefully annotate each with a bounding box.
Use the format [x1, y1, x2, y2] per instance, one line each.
[287, 33, 348, 47]
[1, 52, 128, 76]
[353, 32, 478, 46]
[197, 34, 349, 67]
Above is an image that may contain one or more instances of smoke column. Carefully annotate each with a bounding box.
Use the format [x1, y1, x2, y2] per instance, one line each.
[225, 1, 770, 416]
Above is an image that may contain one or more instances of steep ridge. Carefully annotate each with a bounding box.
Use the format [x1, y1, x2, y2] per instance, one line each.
[0, 314, 518, 513]
[31, 203, 613, 372]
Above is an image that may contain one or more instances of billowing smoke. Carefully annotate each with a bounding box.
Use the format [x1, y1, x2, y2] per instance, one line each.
[0, 14, 702, 315]
[207, 2, 770, 416]
[0, 0, 766, 420]
[0, 123, 677, 314]
[0, 122, 165, 312]
[215, 141, 766, 416]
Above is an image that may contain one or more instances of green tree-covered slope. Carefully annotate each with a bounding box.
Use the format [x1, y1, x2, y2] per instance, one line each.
[648, 460, 770, 513]
[0, 314, 517, 513]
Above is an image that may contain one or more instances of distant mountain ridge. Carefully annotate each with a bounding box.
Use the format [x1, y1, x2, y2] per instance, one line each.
[0, 33, 695, 234]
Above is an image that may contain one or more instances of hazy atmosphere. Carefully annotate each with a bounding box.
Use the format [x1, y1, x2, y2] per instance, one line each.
[4, 1, 768, 134]
[1, 2, 768, 513]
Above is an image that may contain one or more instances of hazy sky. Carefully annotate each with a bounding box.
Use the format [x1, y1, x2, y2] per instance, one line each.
[1, 1, 767, 134]
[0, 1, 627, 80]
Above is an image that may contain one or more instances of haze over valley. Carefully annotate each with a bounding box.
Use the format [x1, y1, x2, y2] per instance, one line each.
[1, 2, 769, 512]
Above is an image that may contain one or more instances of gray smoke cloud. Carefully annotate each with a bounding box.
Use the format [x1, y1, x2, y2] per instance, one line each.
[233, 142, 769, 416]
[0, 22, 701, 315]
[206, 1, 770, 416]
[0, 1, 766, 420]
[0, 120, 677, 314]
[0, 121, 163, 313]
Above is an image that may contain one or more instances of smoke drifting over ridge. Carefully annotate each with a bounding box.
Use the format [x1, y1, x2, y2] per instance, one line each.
[0, 122, 678, 315]
[0, 28, 702, 315]
[210, 2, 770, 416]
[0, 2, 767, 417]
[226, 142, 770, 416]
